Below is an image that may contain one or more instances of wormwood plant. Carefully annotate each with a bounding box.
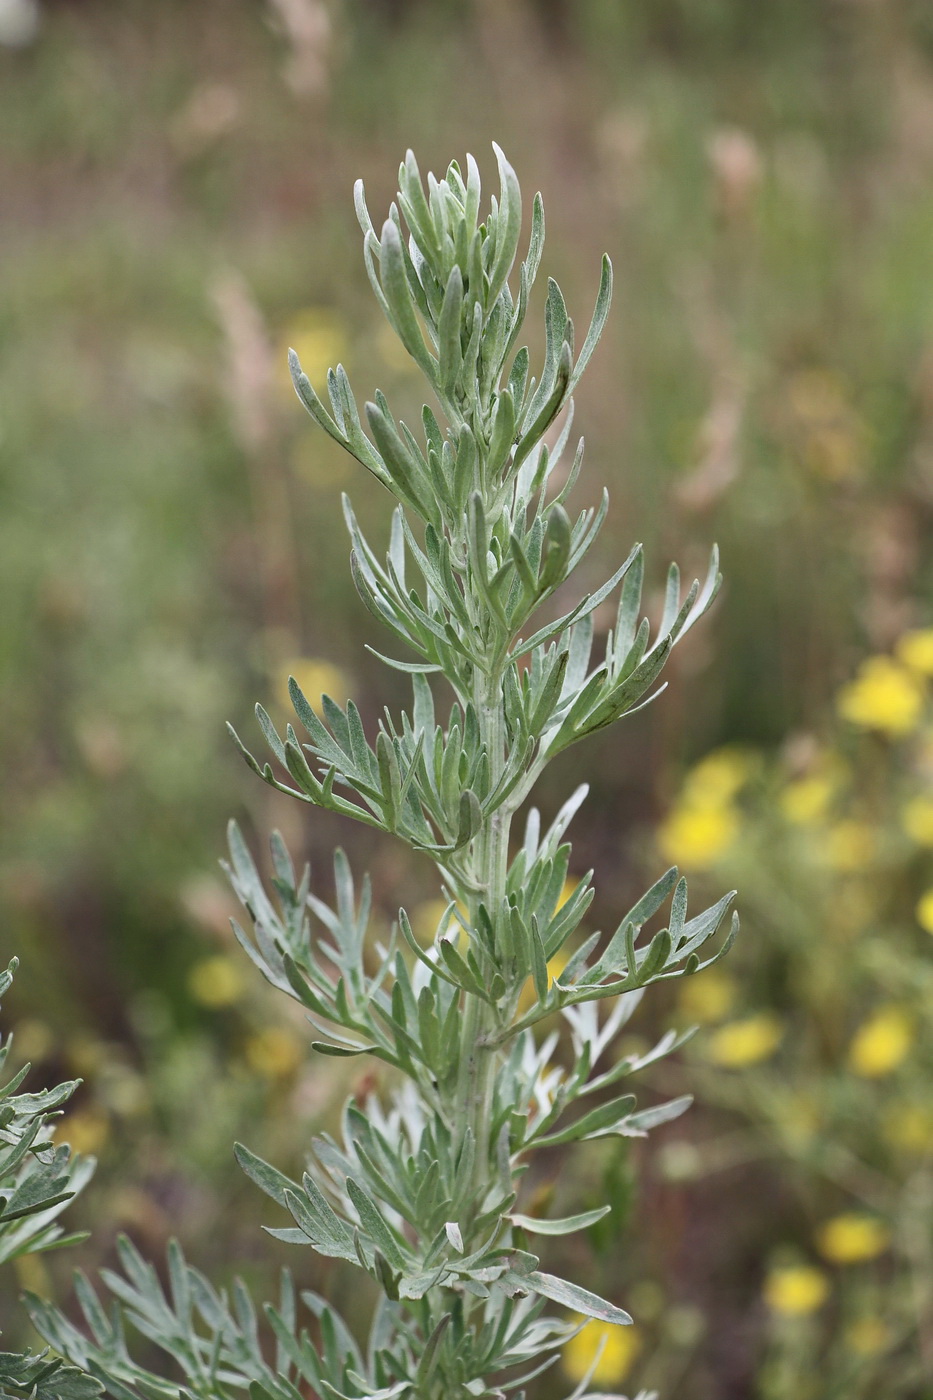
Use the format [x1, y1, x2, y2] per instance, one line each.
[29, 149, 736, 1400]
[0, 960, 97, 1400]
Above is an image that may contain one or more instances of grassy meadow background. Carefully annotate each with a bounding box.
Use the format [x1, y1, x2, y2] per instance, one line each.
[4, 1, 933, 1395]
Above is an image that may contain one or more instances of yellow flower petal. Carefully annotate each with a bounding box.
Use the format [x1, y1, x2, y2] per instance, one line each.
[896, 628, 933, 676]
[916, 889, 933, 934]
[54, 1107, 109, 1156]
[658, 803, 739, 870]
[847, 1317, 889, 1356]
[556, 877, 579, 911]
[562, 1318, 640, 1386]
[677, 970, 737, 1025]
[244, 1028, 303, 1079]
[780, 775, 835, 825]
[819, 820, 874, 871]
[816, 1213, 890, 1265]
[517, 949, 571, 1015]
[764, 1265, 829, 1316]
[848, 1005, 912, 1077]
[706, 1013, 783, 1068]
[903, 794, 933, 845]
[188, 955, 245, 1009]
[882, 1102, 933, 1153]
[682, 748, 755, 803]
[280, 657, 349, 714]
[279, 308, 347, 395]
[836, 657, 924, 737]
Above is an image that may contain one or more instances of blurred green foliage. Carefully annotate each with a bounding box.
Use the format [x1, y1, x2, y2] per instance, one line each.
[3, 0, 933, 1395]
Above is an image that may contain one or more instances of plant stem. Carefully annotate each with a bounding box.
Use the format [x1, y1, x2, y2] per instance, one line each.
[455, 667, 511, 1234]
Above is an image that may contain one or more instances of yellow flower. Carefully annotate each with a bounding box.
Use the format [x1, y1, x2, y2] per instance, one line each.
[780, 775, 835, 825]
[562, 1318, 640, 1387]
[848, 1005, 912, 1077]
[188, 955, 245, 1008]
[764, 1265, 829, 1316]
[820, 820, 874, 871]
[836, 657, 924, 737]
[411, 899, 451, 946]
[897, 628, 933, 676]
[916, 889, 933, 933]
[902, 795, 933, 845]
[14, 1251, 50, 1296]
[244, 1028, 303, 1079]
[816, 1214, 890, 1265]
[682, 748, 755, 804]
[376, 320, 416, 373]
[658, 802, 739, 870]
[54, 1107, 109, 1156]
[882, 1102, 933, 1153]
[556, 877, 578, 911]
[847, 1317, 889, 1356]
[280, 308, 347, 394]
[706, 1013, 783, 1068]
[677, 969, 737, 1025]
[518, 949, 571, 1015]
[805, 423, 863, 483]
[280, 658, 349, 714]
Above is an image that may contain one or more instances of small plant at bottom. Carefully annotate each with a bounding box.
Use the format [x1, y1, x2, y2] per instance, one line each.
[28, 148, 736, 1400]
[0, 959, 97, 1400]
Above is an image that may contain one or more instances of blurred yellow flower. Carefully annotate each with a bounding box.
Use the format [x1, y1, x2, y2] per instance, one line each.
[848, 1005, 912, 1077]
[562, 1318, 640, 1387]
[847, 1317, 889, 1356]
[377, 320, 416, 373]
[280, 308, 347, 394]
[896, 628, 933, 676]
[518, 949, 570, 1015]
[14, 1251, 50, 1296]
[658, 802, 739, 870]
[280, 657, 349, 714]
[805, 423, 863, 483]
[779, 775, 833, 825]
[816, 1213, 890, 1265]
[683, 748, 755, 803]
[188, 955, 245, 1008]
[557, 877, 578, 910]
[836, 656, 924, 738]
[677, 969, 737, 1025]
[54, 1107, 109, 1156]
[763, 1264, 829, 1316]
[820, 820, 874, 871]
[787, 370, 865, 484]
[902, 794, 933, 845]
[410, 898, 470, 948]
[244, 1028, 303, 1079]
[706, 1013, 783, 1067]
[882, 1102, 933, 1153]
[411, 898, 451, 945]
[916, 889, 933, 933]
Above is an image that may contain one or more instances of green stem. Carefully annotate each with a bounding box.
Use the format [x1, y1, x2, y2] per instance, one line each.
[455, 670, 511, 1236]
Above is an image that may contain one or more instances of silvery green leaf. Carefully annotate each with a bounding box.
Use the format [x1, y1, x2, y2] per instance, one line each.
[379, 218, 436, 383]
[505, 1272, 632, 1327]
[567, 254, 613, 394]
[506, 1206, 610, 1236]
